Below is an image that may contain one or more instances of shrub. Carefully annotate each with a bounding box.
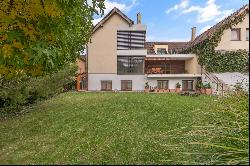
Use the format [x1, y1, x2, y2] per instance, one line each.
[176, 82, 181, 88]
[0, 64, 77, 116]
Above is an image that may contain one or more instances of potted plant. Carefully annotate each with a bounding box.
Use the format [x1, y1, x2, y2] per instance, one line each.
[200, 83, 206, 94]
[205, 83, 212, 95]
[176, 82, 181, 93]
[196, 81, 202, 93]
[144, 82, 149, 92]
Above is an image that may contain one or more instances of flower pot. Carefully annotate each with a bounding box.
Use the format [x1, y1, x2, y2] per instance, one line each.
[205, 88, 212, 95]
[163, 89, 169, 92]
[200, 88, 206, 94]
[159, 89, 164, 93]
[176, 88, 181, 93]
[144, 89, 149, 93]
[169, 89, 175, 93]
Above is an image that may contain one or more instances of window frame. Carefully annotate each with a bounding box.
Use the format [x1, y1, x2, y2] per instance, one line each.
[117, 56, 145, 75]
[121, 80, 132, 91]
[157, 80, 169, 89]
[101, 80, 112, 91]
[231, 28, 241, 41]
[182, 80, 194, 91]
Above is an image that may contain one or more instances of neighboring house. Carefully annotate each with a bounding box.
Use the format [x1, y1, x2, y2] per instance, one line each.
[188, 4, 249, 94]
[86, 7, 201, 92]
[76, 57, 87, 91]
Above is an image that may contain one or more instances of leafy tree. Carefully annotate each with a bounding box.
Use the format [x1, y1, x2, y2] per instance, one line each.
[0, 0, 105, 78]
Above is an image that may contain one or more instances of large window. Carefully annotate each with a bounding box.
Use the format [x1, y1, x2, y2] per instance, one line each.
[157, 80, 169, 89]
[121, 80, 132, 91]
[246, 28, 249, 41]
[117, 56, 144, 75]
[117, 31, 146, 50]
[231, 28, 241, 41]
[101, 81, 112, 91]
[182, 80, 194, 91]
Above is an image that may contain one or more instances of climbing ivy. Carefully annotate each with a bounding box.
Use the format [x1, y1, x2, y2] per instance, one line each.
[185, 8, 249, 73]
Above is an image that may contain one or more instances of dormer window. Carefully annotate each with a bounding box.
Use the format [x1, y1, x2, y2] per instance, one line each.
[231, 28, 241, 41]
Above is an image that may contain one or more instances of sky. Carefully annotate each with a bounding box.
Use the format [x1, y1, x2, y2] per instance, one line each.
[93, 0, 248, 42]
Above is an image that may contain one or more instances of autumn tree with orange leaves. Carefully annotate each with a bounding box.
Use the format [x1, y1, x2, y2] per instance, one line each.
[0, 0, 104, 78]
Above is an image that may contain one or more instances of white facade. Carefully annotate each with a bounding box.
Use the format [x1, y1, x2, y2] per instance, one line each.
[88, 74, 147, 91]
[88, 74, 199, 91]
[147, 78, 198, 90]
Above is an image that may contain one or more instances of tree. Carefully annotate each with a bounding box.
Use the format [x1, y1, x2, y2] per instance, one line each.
[0, 0, 105, 78]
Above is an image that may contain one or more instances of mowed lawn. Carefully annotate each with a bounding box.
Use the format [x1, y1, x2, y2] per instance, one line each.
[0, 92, 249, 165]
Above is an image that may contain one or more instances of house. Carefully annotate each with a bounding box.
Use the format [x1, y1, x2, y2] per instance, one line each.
[76, 57, 87, 91]
[187, 4, 249, 94]
[85, 7, 201, 92]
[83, 4, 249, 93]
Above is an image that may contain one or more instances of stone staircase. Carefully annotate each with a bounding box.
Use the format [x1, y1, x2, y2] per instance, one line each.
[202, 69, 230, 96]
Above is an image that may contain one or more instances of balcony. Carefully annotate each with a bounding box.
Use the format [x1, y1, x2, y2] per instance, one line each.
[146, 54, 196, 60]
[145, 60, 201, 78]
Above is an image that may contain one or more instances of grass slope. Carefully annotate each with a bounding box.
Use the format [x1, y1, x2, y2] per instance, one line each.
[0, 92, 249, 165]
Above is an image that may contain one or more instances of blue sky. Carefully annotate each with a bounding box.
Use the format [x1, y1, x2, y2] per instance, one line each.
[93, 0, 248, 42]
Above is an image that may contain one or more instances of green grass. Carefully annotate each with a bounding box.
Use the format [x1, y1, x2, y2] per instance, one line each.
[0, 92, 249, 165]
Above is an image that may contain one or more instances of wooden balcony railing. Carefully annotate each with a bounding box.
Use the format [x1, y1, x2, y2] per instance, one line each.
[145, 65, 186, 74]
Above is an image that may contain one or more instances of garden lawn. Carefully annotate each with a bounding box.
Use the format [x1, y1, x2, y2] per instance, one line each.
[0, 92, 249, 165]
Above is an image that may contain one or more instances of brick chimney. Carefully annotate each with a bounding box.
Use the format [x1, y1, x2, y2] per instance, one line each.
[191, 27, 196, 42]
[137, 12, 141, 24]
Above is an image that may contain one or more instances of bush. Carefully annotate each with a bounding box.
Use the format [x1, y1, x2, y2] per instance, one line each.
[0, 64, 77, 116]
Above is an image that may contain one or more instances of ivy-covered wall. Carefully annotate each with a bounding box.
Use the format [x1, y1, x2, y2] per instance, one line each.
[185, 8, 249, 73]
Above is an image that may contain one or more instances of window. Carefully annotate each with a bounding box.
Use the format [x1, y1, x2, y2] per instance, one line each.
[231, 28, 241, 41]
[117, 56, 144, 75]
[117, 31, 146, 50]
[157, 80, 169, 89]
[182, 80, 194, 91]
[246, 28, 249, 41]
[157, 48, 167, 54]
[121, 80, 132, 91]
[101, 81, 112, 91]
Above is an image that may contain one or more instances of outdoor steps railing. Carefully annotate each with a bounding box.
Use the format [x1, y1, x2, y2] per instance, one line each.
[202, 68, 229, 96]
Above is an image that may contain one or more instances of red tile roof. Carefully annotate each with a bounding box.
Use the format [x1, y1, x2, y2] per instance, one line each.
[145, 42, 190, 54]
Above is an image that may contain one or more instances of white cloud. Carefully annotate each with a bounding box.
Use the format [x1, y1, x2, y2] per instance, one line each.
[169, 0, 234, 23]
[93, 0, 138, 25]
[92, 17, 102, 25]
[186, 0, 234, 23]
[166, 0, 189, 14]
[199, 25, 212, 34]
[215, 9, 233, 22]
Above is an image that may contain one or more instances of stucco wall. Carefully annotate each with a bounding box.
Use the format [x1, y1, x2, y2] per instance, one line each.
[185, 56, 201, 74]
[88, 14, 130, 74]
[153, 45, 168, 53]
[88, 74, 147, 91]
[147, 78, 198, 90]
[88, 74, 198, 91]
[215, 13, 249, 51]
